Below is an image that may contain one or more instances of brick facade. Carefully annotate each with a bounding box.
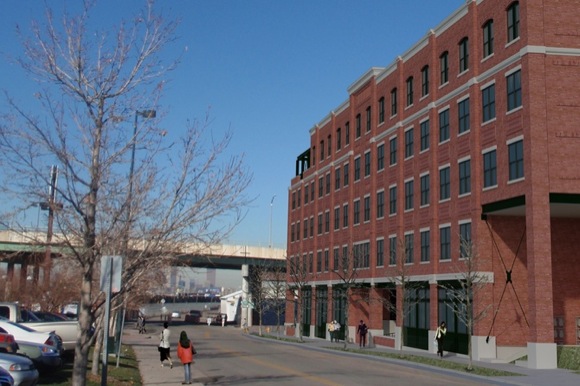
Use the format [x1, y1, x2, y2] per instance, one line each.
[286, 0, 580, 361]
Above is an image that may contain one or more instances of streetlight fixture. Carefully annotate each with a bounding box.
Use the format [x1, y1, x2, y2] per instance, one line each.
[269, 195, 276, 248]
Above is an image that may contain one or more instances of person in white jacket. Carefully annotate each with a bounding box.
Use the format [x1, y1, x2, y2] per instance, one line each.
[159, 322, 173, 368]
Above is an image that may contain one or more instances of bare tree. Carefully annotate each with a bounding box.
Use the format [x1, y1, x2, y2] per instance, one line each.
[265, 262, 287, 339]
[382, 237, 425, 356]
[286, 252, 312, 342]
[333, 244, 363, 349]
[249, 265, 269, 336]
[0, 3, 251, 385]
[441, 238, 491, 371]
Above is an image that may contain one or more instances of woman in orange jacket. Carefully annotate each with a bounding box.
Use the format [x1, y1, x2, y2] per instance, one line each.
[177, 331, 196, 384]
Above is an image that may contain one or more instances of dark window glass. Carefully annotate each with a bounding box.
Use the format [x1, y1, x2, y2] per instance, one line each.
[440, 167, 450, 200]
[440, 52, 449, 85]
[482, 84, 496, 122]
[391, 88, 398, 116]
[364, 152, 371, 177]
[483, 20, 494, 57]
[345, 122, 350, 145]
[439, 109, 449, 142]
[458, 98, 470, 133]
[508, 140, 524, 180]
[356, 114, 361, 138]
[406, 77, 414, 106]
[421, 230, 430, 262]
[483, 150, 497, 188]
[376, 239, 384, 266]
[507, 70, 522, 111]
[459, 37, 469, 72]
[405, 129, 414, 158]
[366, 106, 372, 132]
[354, 200, 360, 225]
[377, 191, 384, 218]
[354, 157, 361, 181]
[389, 137, 397, 165]
[364, 196, 370, 222]
[421, 65, 429, 97]
[389, 186, 397, 215]
[440, 226, 451, 261]
[379, 97, 385, 123]
[459, 223, 472, 258]
[420, 120, 430, 151]
[377, 144, 385, 171]
[405, 180, 414, 211]
[420, 174, 430, 206]
[405, 233, 414, 264]
[507, 2, 520, 42]
[459, 159, 471, 195]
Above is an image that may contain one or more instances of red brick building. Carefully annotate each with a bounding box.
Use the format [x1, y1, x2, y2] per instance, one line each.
[286, 0, 580, 369]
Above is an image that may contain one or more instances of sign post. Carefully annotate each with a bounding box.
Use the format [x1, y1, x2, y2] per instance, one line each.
[100, 255, 123, 386]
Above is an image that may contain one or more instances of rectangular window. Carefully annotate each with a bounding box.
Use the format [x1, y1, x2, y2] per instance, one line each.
[337, 127, 342, 150]
[309, 217, 314, 237]
[459, 222, 472, 258]
[364, 151, 371, 177]
[317, 213, 323, 235]
[482, 84, 496, 122]
[325, 173, 331, 195]
[508, 139, 524, 180]
[420, 230, 430, 262]
[292, 191, 296, 210]
[406, 77, 414, 106]
[421, 65, 429, 97]
[389, 186, 397, 215]
[376, 239, 384, 266]
[353, 199, 360, 225]
[458, 98, 470, 133]
[483, 20, 494, 58]
[439, 109, 449, 142]
[310, 183, 315, 202]
[335, 167, 341, 190]
[364, 196, 371, 222]
[440, 166, 450, 200]
[297, 189, 301, 207]
[354, 157, 361, 181]
[356, 114, 361, 138]
[304, 184, 309, 204]
[507, 70, 522, 111]
[333, 247, 339, 271]
[320, 140, 324, 161]
[389, 137, 397, 165]
[420, 174, 430, 206]
[345, 122, 350, 146]
[440, 52, 449, 85]
[318, 177, 324, 198]
[379, 97, 385, 123]
[483, 150, 497, 188]
[405, 180, 414, 211]
[325, 211, 330, 233]
[366, 106, 372, 132]
[391, 88, 398, 116]
[405, 233, 414, 264]
[343, 204, 349, 227]
[377, 144, 385, 171]
[389, 236, 397, 265]
[334, 207, 340, 230]
[459, 159, 471, 195]
[405, 128, 414, 158]
[324, 250, 329, 272]
[440, 226, 451, 261]
[317, 251, 322, 273]
[294, 222, 298, 241]
[507, 2, 520, 42]
[377, 190, 385, 219]
[420, 119, 430, 151]
[459, 37, 469, 72]
[343, 163, 349, 186]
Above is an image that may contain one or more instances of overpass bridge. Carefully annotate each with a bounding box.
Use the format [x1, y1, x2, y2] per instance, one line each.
[0, 230, 286, 299]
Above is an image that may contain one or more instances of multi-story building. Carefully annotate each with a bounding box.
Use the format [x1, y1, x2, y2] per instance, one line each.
[286, 0, 580, 369]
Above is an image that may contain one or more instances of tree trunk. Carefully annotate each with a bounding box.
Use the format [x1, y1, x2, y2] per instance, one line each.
[91, 322, 103, 375]
[72, 275, 94, 386]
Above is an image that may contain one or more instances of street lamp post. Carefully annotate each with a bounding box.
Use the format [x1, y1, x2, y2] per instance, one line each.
[269, 195, 276, 248]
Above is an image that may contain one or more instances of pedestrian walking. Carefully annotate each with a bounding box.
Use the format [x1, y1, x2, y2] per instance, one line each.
[327, 321, 335, 342]
[357, 320, 368, 348]
[333, 320, 341, 342]
[137, 313, 146, 334]
[435, 321, 447, 358]
[177, 331, 196, 385]
[242, 318, 249, 333]
[207, 316, 212, 326]
[159, 322, 173, 368]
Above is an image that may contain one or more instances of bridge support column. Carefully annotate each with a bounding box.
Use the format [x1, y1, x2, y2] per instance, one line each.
[241, 264, 252, 329]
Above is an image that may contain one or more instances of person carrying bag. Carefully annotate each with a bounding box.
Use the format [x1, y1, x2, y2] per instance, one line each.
[177, 330, 197, 385]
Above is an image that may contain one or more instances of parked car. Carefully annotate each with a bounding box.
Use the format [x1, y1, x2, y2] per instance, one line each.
[184, 310, 201, 324]
[0, 366, 14, 386]
[31, 312, 68, 322]
[0, 352, 38, 386]
[15, 341, 62, 374]
[0, 333, 18, 353]
[0, 321, 62, 354]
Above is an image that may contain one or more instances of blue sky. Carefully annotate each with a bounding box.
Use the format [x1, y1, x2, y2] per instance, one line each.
[0, 0, 466, 250]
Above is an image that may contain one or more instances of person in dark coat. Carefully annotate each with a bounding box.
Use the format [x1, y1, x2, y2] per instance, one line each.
[357, 320, 368, 348]
[435, 321, 447, 357]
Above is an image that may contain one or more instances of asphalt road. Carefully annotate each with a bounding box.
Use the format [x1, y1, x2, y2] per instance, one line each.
[186, 325, 490, 386]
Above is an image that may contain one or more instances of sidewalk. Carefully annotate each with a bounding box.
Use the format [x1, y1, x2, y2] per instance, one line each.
[125, 324, 580, 386]
[122, 324, 207, 386]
